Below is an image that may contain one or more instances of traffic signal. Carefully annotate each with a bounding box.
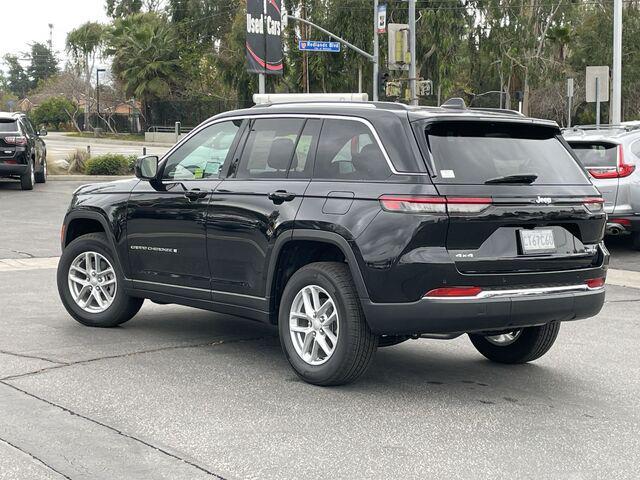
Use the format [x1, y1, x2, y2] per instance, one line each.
[378, 71, 390, 98]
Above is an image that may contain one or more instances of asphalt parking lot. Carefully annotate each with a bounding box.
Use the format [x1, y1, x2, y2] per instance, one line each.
[1, 179, 640, 479]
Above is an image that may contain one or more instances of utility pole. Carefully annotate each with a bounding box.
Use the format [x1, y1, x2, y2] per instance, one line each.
[373, 0, 379, 101]
[612, 0, 622, 124]
[258, 0, 267, 94]
[48, 24, 54, 51]
[408, 0, 418, 106]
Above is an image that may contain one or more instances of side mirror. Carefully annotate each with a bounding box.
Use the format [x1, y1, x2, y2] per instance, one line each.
[135, 155, 159, 180]
[38, 128, 48, 137]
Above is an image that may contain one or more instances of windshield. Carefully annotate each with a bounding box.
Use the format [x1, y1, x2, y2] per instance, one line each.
[0, 120, 18, 133]
[424, 121, 589, 185]
[568, 142, 618, 168]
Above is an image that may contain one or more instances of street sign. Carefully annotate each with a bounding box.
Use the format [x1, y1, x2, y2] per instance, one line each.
[418, 79, 433, 96]
[388, 23, 409, 71]
[298, 40, 341, 53]
[586, 66, 609, 102]
[377, 4, 387, 33]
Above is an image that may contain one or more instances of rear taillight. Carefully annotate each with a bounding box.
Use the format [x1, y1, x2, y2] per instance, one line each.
[609, 218, 632, 227]
[4, 136, 27, 146]
[588, 145, 635, 179]
[586, 278, 605, 289]
[582, 196, 605, 213]
[425, 286, 483, 298]
[379, 196, 492, 214]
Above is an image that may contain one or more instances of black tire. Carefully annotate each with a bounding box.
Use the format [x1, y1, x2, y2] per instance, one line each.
[469, 322, 561, 364]
[278, 262, 377, 386]
[20, 160, 34, 190]
[35, 156, 46, 183]
[632, 231, 640, 251]
[57, 232, 143, 327]
[378, 335, 410, 347]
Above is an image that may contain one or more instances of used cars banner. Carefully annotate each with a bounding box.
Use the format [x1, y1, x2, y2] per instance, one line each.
[246, 0, 284, 75]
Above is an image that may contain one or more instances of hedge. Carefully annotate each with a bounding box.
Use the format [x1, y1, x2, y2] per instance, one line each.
[84, 154, 137, 176]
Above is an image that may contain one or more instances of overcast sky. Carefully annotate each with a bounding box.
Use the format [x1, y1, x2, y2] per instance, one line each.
[0, 0, 109, 67]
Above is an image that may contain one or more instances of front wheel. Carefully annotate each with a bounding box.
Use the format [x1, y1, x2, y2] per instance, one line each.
[469, 322, 560, 364]
[35, 156, 47, 183]
[57, 232, 143, 327]
[278, 262, 377, 386]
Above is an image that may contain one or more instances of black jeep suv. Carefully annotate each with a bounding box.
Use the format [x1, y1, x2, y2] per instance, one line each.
[0, 112, 47, 189]
[57, 100, 608, 385]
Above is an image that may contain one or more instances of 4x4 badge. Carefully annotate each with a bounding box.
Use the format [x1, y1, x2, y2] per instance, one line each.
[534, 196, 552, 204]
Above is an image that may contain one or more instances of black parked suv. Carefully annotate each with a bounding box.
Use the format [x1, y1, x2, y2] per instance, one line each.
[0, 112, 47, 189]
[56, 100, 608, 385]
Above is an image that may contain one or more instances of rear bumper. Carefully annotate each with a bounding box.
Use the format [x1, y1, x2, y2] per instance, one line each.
[0, 163, 28, 176]
[606, 214, 640, 233]
[362, 285, 606, 335]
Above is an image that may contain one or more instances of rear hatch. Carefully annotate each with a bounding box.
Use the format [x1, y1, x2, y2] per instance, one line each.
[566, 140, 621, 213]
[416, 119, 605, 275]
[0, 119, 19, 159]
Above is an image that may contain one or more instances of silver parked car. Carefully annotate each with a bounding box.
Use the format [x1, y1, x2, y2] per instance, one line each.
[564, 124, 640, 250]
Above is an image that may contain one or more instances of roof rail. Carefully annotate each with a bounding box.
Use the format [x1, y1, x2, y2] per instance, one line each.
[564, 124, 640, 133]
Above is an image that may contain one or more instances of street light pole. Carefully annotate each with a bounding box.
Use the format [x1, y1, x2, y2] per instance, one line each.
[96, 68, 106, 130]
[408, 0, 418, 106]
[373, 0, 379, 101]
[612, 0, 623, 124]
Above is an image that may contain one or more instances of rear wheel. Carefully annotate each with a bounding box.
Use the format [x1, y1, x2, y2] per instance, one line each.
[35, 156, 47, 183]
[57, 232, 143, 327]
[469, 322, 560, 364]
[20, 160, 34, 190]
[279, 262, 377, 386]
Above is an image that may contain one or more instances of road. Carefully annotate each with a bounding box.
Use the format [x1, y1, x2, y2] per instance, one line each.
[1, 181, 639, 479]
[44, 132, 172, 163]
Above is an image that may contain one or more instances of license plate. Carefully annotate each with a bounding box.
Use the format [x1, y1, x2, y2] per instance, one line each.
[520, 229, 556, 254]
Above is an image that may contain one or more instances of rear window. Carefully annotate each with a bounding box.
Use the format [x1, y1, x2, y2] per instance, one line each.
[0, 120, 18, 133]
[569, 142, 618, 168]
[424, 121, 589, 185]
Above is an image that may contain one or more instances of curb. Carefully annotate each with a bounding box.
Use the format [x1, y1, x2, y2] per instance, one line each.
[48, 175, 133, 182]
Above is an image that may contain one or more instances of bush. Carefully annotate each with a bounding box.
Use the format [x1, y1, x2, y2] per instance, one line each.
[31, 97, 77, 131]
[66, 149, 91, 174]
[85, 153, 136, 176]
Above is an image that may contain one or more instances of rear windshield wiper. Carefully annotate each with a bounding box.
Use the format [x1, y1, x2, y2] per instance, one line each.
[485, 173, 538, 184]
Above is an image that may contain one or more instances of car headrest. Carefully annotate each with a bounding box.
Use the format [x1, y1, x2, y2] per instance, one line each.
[352, 143, 386, 176]
[267, 138, 295, 170]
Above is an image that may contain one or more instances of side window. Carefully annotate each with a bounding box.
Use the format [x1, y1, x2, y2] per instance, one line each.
[289, 119, 321, 179]
[235, 118, 305, 179]
[19, 119, 33, 136]
[314, 119, 390, 180]
[163, 120, 241, 180]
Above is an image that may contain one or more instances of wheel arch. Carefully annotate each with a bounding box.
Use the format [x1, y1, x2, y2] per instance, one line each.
[266, 230, 369, 324]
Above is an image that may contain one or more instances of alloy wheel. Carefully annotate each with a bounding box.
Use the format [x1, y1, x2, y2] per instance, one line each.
[289, 285, 339, 365]
[68, 251, 117, 313]
[484, 330, 522, 346]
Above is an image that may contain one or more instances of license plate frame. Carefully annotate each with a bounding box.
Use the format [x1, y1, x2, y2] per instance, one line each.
[519, 229, 556, 255]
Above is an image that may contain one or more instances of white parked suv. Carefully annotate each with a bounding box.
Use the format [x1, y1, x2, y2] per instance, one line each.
[564, 124, 640, 250]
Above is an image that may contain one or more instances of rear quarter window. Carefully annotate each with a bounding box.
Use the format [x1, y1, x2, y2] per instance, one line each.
[569, 142, 618, 167]
[424, 121, 589, 185]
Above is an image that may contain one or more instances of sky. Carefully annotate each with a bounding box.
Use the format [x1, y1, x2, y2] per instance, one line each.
[0, 0, 109, 68]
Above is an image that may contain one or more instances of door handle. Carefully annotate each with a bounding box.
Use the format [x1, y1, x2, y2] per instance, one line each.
[184, 188, 209, 200]
[268, 190, 296, 204]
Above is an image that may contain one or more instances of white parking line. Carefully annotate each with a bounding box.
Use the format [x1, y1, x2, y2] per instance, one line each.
[0, 257, 59, 272]
[1, 258, 640, 291]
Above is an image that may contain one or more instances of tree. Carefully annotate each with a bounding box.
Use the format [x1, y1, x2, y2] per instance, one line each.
[27, 42, 58, 90]
[105, 13, 181, 123]
[31, 97, 78, 130]
[66, 22, 105, 130]
[31, 71, 88, 131]
[106, 0, 162, 18]
[3, 54, 30, 98]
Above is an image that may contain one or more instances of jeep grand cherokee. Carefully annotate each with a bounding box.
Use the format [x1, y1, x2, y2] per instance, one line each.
[56, 99, 608, 385]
